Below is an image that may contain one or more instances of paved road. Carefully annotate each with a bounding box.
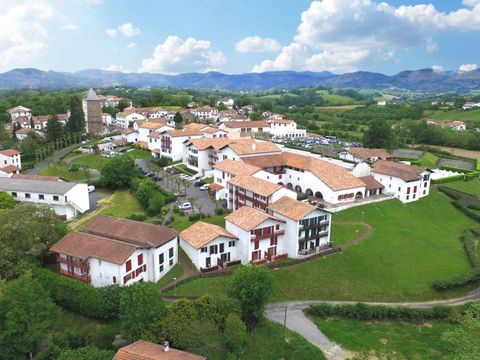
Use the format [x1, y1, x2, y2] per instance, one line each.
[27, 145, 79, 175]
[265, 290, 480, 360]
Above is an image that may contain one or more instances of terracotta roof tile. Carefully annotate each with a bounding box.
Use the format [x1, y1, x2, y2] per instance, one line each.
[372, 160, 426, 182]
[267, 196, 317, 221]
[228, 175, 283, 197]
[13, 174, 60, 181]
[222, 121, 269, 129]
[183, 123, 207, 130]
[114, 340, 206, 360]
[186, 138, 231, 151]
[0, 165, 18, 173]
[225, 206, 283, 231]
[359, 175, 385, 190]
[84, 215, 177, 248]
[242, 154, 287, 168]
[208, 183, 224, 191]
[213, 159, 260, 176]
[227, 139, 281, 156]
[50, 232, 138, 265]
[0, 149, 20, 156]
[165, 129, 203, 137]
[139, 121, 167, 129]
[180, 221, 237, 249]
[136, 141, 148, 148]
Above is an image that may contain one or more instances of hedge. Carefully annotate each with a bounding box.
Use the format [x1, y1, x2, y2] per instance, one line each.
[305, 303, 456, 324]
[35, 268, 122, 320]
[437, 186, 463, 201]
[431, 175, 465, 184]
[452, 201, 480, 222]
[460, 230, 480, 268]
[432, 270, 480, 290]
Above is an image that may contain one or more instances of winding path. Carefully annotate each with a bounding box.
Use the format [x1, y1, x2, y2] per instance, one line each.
[265, 289, 480, 360]
[333, 221, 373, 250]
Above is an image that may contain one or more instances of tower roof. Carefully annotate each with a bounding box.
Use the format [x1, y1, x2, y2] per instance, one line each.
[84, 88, 101, 101]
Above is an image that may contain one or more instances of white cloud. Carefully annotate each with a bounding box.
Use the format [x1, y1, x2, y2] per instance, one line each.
[253, 0, 480, 73]
[127, 42, 137, 50]
[235, 36, 281, 53]
[140, 36, 225, 74]
[103, 64, 131, 73]
[432, 65, 444, 73]
[0, 0, 54, 69]
[61, 23, 78, 31]
[459, 63, 478, 72]
[105, 23, 140, 37]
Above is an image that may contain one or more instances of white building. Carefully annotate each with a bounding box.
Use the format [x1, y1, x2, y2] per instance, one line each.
[371, 160, 431, 203]
[7, 106, 31, 120]
[191, 106, 219, 120]
[179, 221, 239, 271]
[0, 177, 89, 219]
[219, 121, 270, 137]
[137, 120, 173, 144]
[152, 128, 204, 161]
[216, 98, 235, 109]
[99, 95, 124, 108]
[267, 119, 306, 138]
[0, 149, 21, 177]
[449, 121, 466, 131]
[121, 129, 139, 144]
[50, 215, 178, 287]
[339, 147, 392, 164]
[462, 102, 480, 110]
[116, 110, 146, 128]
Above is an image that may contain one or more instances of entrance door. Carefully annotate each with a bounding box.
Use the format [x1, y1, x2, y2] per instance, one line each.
[205, 257, 211, 268]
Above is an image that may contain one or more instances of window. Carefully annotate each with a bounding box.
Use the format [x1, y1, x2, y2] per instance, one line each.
[112, 276, 116, 284]
[169, 259, 174, 266]
[219, 243, 224, 253]
[228, 241, 236, 247]
[53, 195, 59, 201]
[201, 247, 208, 253]
[407, 187, 411, 194]
[275, 224, 280, 230]
[126, 260, 132, 272]
[25, 193, 31, 199]
[11, 192, 17, 198]
[138, 254, 143, 265]
[38, 194, 45, 200]
[159, 264, 164, 272]
[210, 245, 218, 255]
[169, 247, 174, 258]
[159, 253, 164, 264]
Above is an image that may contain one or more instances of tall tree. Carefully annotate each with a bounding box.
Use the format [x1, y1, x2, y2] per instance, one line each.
[227, 265, 273, 330]
[0, 272, 55, 359]
[45, 114, 64, 143]
[99, 155, 140, 189]
[174, 112, 183, 125]
[66, 96, 85, 134]
[363, 119, 395, 149]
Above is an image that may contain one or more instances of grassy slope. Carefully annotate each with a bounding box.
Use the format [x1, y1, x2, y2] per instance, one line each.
[446, 179, 480, 197]
[72, 154, 107, 170]
[316, 90, 356, 105]
[169, 189, 474, 301]
[312, 317, 451, 359]
[126, 148, 153, 160]
[419, 152, 439, 168]
[38, 165, 90, 181]
[100, 190, 147, 218]
[330, 223, 369, 247]
[424, 109, 480, 121]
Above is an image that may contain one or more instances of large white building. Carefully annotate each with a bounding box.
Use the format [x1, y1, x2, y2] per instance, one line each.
[219, 121, 270, 137]
[267, 119, 306, 138]
[190, 106, 219, 120]
[50, 215, 178, 287]
[371, 160, 431, 203]
[0, 149, 21, 177]
[7, 106, 31, 120]
[116, 110, 147, 128]
[180, 198, 332, 270]
[0, 177, 89, 219]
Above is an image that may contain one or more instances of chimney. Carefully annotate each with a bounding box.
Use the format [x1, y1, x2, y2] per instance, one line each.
[164, 341, 170, 352]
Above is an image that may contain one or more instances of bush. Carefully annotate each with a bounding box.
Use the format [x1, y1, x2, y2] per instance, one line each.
[34, 269, 122, 320]
[460, 230, 480, 268]
[452, 201, 480, 222]
[188, 213, 201, 222]
[431, 175, 465, 184]
[437, 186, 463, 201]
[147, 193, 165, 216]
[433, 271, 480, 290]
[68, 164, 79, 172]
[128, 214, 147, 221]
[297, 193, 308, 201]
[306, 302, 456, 323]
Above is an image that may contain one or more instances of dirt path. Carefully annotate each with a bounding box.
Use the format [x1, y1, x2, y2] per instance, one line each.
[333, 221, 373, 250]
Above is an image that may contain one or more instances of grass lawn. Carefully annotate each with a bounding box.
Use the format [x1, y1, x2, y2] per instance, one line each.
[126, 148, 153, 160]
[100, 189, 147, 218]
[419, 152, 439, 168]
[424, 109, 480, 121]
[312, 317, 452, 359]
[168, 189, 475, 301]
[316, 90, 356, 105]
[38, 164, 90, 181]
[174, 164, 197, 176]
[72, 154, 107, 170]
[330, 222, 369, 247]
[446, 179, 480, 197]
[155, 263, 184, 289]
[170, 213, 226, 232]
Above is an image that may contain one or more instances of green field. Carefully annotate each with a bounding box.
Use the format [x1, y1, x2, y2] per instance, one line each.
[126, 148, 153, 159]
[312, 317, 452, 359]
[419, 152, 440, 168]
[100, 190, 147, 218]
[72, 154, 107, 170]
[168, 189, 475, 302]
[38, 164, 90, 181]
[424, 109, 480, 121]
[330, 222, 369, 247]
[445, 179, 480, 197]
[316, 90, 356, 105]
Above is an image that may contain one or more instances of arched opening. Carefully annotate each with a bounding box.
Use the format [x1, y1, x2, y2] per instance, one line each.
[278, 182, 284, 186]
[286, 183, 293, 190]
[306, 188, 313, 196]
[294, 185, 302, 193]
[315, 191, 323, 200]
[355, 191, 363, 199]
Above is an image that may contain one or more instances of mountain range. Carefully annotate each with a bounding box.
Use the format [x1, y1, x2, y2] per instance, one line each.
[1, 68, 479, 93]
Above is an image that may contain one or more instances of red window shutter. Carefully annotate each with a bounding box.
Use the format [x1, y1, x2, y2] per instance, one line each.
[414, 186, 417, 193]
[126, 260, 132, 272]
[407, 187, 411, 194]
[138, 254, 143, 265]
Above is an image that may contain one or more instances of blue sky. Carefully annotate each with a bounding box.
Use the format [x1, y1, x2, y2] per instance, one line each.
[1, 0, 479, 75]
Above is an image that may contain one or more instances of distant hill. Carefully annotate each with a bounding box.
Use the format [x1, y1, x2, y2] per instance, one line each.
[0, 67, 479, 92]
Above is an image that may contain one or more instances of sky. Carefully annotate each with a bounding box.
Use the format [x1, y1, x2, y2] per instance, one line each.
[1, 0, 480, 75]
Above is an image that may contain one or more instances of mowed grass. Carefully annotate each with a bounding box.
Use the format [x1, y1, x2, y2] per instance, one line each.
[38, 164, 90, 181]
[126, 148, 153, 160]
[169, 189, 475, 301]
[72, 154, 107, 170]
[424, 108, 480, 121]
[312, 317, 452, 359]
[100, 189, 147, 218]
[330, 222, 369, 247]
[446, 179, 480, 197]
[419, 152, 439, 168]
[170, 213, 226, 232]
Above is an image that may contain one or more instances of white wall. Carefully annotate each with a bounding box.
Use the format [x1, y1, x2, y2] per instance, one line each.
[372, 172, 430, 203]
[180, 235, 238, 270]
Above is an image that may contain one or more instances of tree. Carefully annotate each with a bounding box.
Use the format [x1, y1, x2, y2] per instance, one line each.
[363, 119, 395, 149]
[0, 192, 16, 209]
[118, 99, 130, 111]
[217, 102, 227, 111]
[224, 313, 247, 356]
[119, 282, 166, 341]
[174, 112, 183, 125]
[163, 299, 199, 345]
[443, 304, 480, 359]
[65, 96, 85, 134]
[0, 204, 68, 280]
[0, 272, 55, 359]
[45, 114, 64, 143]
[57, 346, 114, 360]
[227, 265, 273, 330]
[99, 155, 140, 189]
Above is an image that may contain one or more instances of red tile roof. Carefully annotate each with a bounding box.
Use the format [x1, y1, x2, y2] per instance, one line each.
[0, 149, 20, 156]
[114, 340, 206, 360]
[372, 160, 426, 182]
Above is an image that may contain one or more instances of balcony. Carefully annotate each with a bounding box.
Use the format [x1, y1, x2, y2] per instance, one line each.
[251, 230, 285, 241]
[58, 269, 91, 283]
[298, 231, 329, 242]
[300, 221, 330, 230]
[56, 256, 89, 271]
[298, 244, 332, 257]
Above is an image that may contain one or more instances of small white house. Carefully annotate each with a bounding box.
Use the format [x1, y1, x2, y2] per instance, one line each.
[0, 149, 21, 177]
[7, 105, 31, 120]
[268, 119, 306, 138]
[0, 177, 89, 219]
[116, 111, 146, 128]
[50, 215, 178, 287]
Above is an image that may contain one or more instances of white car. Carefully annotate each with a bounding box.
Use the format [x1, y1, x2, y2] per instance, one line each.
[200, 184, 209, 191]
[87, 185, 96, 193]
[178, 173, 189, 180]
[178, 202, 192, 210]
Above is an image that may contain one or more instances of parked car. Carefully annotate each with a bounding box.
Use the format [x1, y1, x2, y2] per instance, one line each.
[178, 173, 190, 180]
[194, 180, 203, 187]
[174, 191, 187, 197]
[87, 185, 96, 193]
[200, 184, 210, 191]
[146, 172, 154, 178]
[178, 202, 192, 210]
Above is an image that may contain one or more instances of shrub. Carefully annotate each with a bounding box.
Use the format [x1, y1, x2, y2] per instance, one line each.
[68, 164, 79, 172]
[306, 303, 456, 323]
[147, 193, 165, 216]
[128, 214, 147, 221]
[34, 268, 122, 320]
[215, 208, 226, 215]
[437, 186, 463, 201]
[297, 193, 308, 201]
[433, 271, 480, 290]
[460, 230, 480, 268]
[189, 213, 201, 222]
